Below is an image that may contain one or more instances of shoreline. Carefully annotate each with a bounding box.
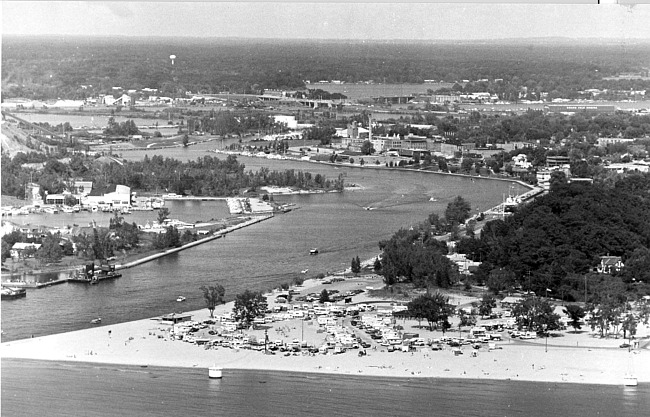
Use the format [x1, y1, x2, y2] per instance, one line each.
[3, 273, 648, 386]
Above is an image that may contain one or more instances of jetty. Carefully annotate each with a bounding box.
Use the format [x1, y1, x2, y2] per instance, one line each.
[116, 215, 273, 270]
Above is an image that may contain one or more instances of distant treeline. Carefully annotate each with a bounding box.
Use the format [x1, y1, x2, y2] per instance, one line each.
[3, 37, 650, 100]
[0, 153, 344, 199]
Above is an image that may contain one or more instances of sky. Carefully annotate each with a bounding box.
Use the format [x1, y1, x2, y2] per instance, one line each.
[2, 1, 650, 40]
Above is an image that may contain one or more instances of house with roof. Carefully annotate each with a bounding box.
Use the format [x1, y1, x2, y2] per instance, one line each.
[596, 256, 624, 274]
[500, 296, 524, 309]
[10, 242, 42, 260]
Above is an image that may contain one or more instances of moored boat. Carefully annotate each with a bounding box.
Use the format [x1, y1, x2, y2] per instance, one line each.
[1, 287, 27, 300]
[208, 366, 223, 379]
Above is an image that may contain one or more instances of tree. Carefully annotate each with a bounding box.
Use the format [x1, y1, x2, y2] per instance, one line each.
[478, 294, 497, 318]
[233, 290, 267, 328]
[200, 284, 225, 318]
[621, 314, 638, 341]
[373, 257, 382, 272]
[319, 289, 330, 304]
[157, 207, 170, 225]
[351, 256, 361, 274]
[563, 304, 585, 333]
[182, 134, 189, 147]
[511, 296, 561, 334]
[35, 233, 64, 263]
[407, 292, 453, 332]
[458, 309, 477, 334]
[360, 140, 375, 155]
[445, 196, 472, 226]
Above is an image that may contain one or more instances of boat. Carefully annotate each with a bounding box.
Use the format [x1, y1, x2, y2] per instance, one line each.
[90, 318, 102, 324]
[208, 365, 223, 379]
[623, 375, 638, 387]
[309, 248, 319, 255]
[177, 296, 186, 302]
[1, 287, 27, 300]
[301, 269, 309, 274]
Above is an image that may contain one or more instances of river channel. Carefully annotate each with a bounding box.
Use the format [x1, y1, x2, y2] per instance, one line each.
[1, 145, 527, 342]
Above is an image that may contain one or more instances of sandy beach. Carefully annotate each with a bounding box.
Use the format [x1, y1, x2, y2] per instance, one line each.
[2, 274, 648, 386]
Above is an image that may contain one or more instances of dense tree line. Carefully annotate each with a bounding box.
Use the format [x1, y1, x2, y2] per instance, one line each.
[1, 153, 342, 199]
[456, 173, 650, 300]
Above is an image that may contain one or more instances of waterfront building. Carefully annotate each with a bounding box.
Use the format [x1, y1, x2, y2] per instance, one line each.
[82, 184, 132, 210]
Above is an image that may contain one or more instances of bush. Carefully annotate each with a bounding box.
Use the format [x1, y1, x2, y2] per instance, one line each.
[292, 276, 305, 286]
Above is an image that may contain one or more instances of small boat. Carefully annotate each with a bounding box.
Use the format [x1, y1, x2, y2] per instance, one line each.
[301, 269, 309, 274]
[309, 248, 319, 255]
[177, 296, 186, 302]
[91, 318, 102, 324]
[623, 375, 638, 386]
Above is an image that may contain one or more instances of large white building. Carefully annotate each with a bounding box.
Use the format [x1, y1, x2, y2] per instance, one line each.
[82, 184, 132, 209]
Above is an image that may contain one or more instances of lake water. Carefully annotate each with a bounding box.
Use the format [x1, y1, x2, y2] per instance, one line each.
[1, 153, 526, 342]
[2, 360, 647, 417]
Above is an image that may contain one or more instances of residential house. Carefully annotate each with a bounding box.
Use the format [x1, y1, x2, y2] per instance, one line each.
[597, 256, 624, 274]
[10, 242, 42, 260]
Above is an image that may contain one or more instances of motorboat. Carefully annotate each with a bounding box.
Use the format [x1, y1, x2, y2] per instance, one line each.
[309, 248, 319, 255]
[301, 269, 309, 274]
[90, 317, 102, 324]
[1, 287, 27, 300]
[177, 296, 186, 302]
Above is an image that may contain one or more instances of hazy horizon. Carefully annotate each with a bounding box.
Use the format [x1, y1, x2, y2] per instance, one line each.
[3, 2, 650, 41]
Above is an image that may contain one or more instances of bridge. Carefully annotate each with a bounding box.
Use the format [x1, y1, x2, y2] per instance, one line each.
[1, 111, 66, 140]
[257, 95, 336, 108]
[371, 95, 416, 104]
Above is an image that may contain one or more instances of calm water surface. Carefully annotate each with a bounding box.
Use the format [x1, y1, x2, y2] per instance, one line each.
[2, 360, 647, 417]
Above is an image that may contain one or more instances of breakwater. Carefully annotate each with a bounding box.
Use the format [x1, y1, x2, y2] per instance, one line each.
[116, 215, 272, 270]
